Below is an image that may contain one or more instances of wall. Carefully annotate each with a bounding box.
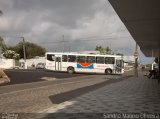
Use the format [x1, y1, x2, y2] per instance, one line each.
[19, 57, 45, 68]
[0, 58, 15, 69]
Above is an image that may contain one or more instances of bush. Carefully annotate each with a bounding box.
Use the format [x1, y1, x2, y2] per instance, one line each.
[3, 50, 20, 60]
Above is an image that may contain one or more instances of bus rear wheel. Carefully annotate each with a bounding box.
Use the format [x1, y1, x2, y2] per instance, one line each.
[105, 69, 112, 75]
[67, 67, 75, 74]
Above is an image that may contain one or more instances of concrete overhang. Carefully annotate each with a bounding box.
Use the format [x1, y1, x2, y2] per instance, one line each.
[109, 0, 160, 57]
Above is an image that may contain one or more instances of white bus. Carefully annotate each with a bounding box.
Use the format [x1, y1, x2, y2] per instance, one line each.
[45, 52, 124, 74]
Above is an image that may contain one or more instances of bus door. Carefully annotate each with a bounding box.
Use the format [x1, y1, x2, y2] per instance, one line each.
[115, 59, 123, 74]
[55, 55, 62, 71]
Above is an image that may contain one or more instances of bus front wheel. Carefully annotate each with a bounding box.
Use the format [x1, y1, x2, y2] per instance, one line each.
[105, 69, 112, 75]
[67, 67, 75, 74]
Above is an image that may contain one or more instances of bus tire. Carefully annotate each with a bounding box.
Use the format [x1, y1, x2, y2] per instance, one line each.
[105, 68, 112, 75]
[67, 67, 75, 74]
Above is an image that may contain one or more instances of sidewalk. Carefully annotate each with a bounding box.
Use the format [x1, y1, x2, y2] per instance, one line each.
[41, 72, 160, 119]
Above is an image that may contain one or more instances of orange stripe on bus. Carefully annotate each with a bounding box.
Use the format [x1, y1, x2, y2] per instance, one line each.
[78, 62, 92, 67]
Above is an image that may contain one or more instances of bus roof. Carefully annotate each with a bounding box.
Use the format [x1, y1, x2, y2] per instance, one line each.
[45, 52, 123, 58]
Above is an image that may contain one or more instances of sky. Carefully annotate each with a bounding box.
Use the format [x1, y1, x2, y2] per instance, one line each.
[0, 0, 154, 64]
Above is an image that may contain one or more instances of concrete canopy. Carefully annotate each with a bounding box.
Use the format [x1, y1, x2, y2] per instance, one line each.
[109, 0, 160, 57]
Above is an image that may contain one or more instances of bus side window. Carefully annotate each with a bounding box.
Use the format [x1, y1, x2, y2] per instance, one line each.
[116, 60, 122, 67]
[105, 57, 115, 64]
[68, 55, 76, 62]
[62, 55, 67, 62]
[96, 57, 104, 64]
[77, 56, 86, 63]
[87, 56, 95, 63]
[56, 57, 61, 62]
[47, 54, 55, 61]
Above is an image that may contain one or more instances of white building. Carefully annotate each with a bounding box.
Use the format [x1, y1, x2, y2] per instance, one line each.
[19, 56, 45, 68]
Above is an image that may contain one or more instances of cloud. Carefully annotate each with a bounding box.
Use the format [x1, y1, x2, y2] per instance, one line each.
[0, 0, 136, 56]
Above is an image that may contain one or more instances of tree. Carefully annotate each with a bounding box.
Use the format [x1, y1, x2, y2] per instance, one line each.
[3, 50, 20, 59]
[106, 46, 112, 54]
[95, 46, 112, 54]
[95, 45, 123, 56]
[116, 53, 124, 56]
[8, 42, 46, 59]
[0, 36, 7, 53]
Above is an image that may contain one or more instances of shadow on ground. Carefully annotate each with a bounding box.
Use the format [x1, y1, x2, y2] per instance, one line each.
[49, 75, 132, 104]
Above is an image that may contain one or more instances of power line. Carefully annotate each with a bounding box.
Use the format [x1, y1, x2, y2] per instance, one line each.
[40, 36, 132, 44]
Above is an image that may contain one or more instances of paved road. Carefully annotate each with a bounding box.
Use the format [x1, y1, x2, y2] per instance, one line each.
[0, 75, 108, 113]
[0, 71, 132, 115]
[4, 69, 88, 85]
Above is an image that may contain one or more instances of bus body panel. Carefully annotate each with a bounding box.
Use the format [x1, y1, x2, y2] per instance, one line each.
[45, 52, 124, 74]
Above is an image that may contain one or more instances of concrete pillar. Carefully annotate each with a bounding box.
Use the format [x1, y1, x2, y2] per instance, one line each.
[134, 43, 138, 77]
[158, 57, 160, 79]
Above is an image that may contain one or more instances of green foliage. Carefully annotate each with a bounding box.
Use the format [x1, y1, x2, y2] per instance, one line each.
[95, 46, 112, 54]
[95, 45, 123, 56]
[3, 50, 20, 59]
[8, 42, 46, 59]
[116, 53, 124, 56]
[0, 36, 7, 53]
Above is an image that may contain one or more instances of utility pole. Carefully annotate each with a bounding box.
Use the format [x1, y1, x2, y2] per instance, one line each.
[68, 40, 71, 52]
[62, 35, 64, 52]
[134, 43, 138, 77]
[22, 37, 27, 69]
[22, 37, 26, 61]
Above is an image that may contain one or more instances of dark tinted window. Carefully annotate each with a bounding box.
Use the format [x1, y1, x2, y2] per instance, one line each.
[62, 55, 67, 62]
[87, 56, 95, 63]
[105, 57, 115, 64]
[68, 55, 76, 62]
[56, 57, 61, 62]
[77, 56, 86, 63]
[96, 57, 104, 64]
[47, 54, 55, 61]
[116, 59, 123, 67]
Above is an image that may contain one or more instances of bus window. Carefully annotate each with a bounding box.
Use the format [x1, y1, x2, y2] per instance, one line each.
[105, 57, 115, 64]
[56, 57, 61, 62]
[116, 59, 122, 67]
[87, 56, 95, 63]
[47, 54, 55, 61]
[62, 55, 67, 62]
[96, 57, 104, 64]
[68, 55, 76, 62]
[77, 56, 86, 63]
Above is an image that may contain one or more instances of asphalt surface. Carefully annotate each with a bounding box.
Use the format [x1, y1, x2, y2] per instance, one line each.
[4, 69, 88, 85]
[0, 71, 133, 119]
[0, 75, 111, 113]
[0, 70, 133, 114]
